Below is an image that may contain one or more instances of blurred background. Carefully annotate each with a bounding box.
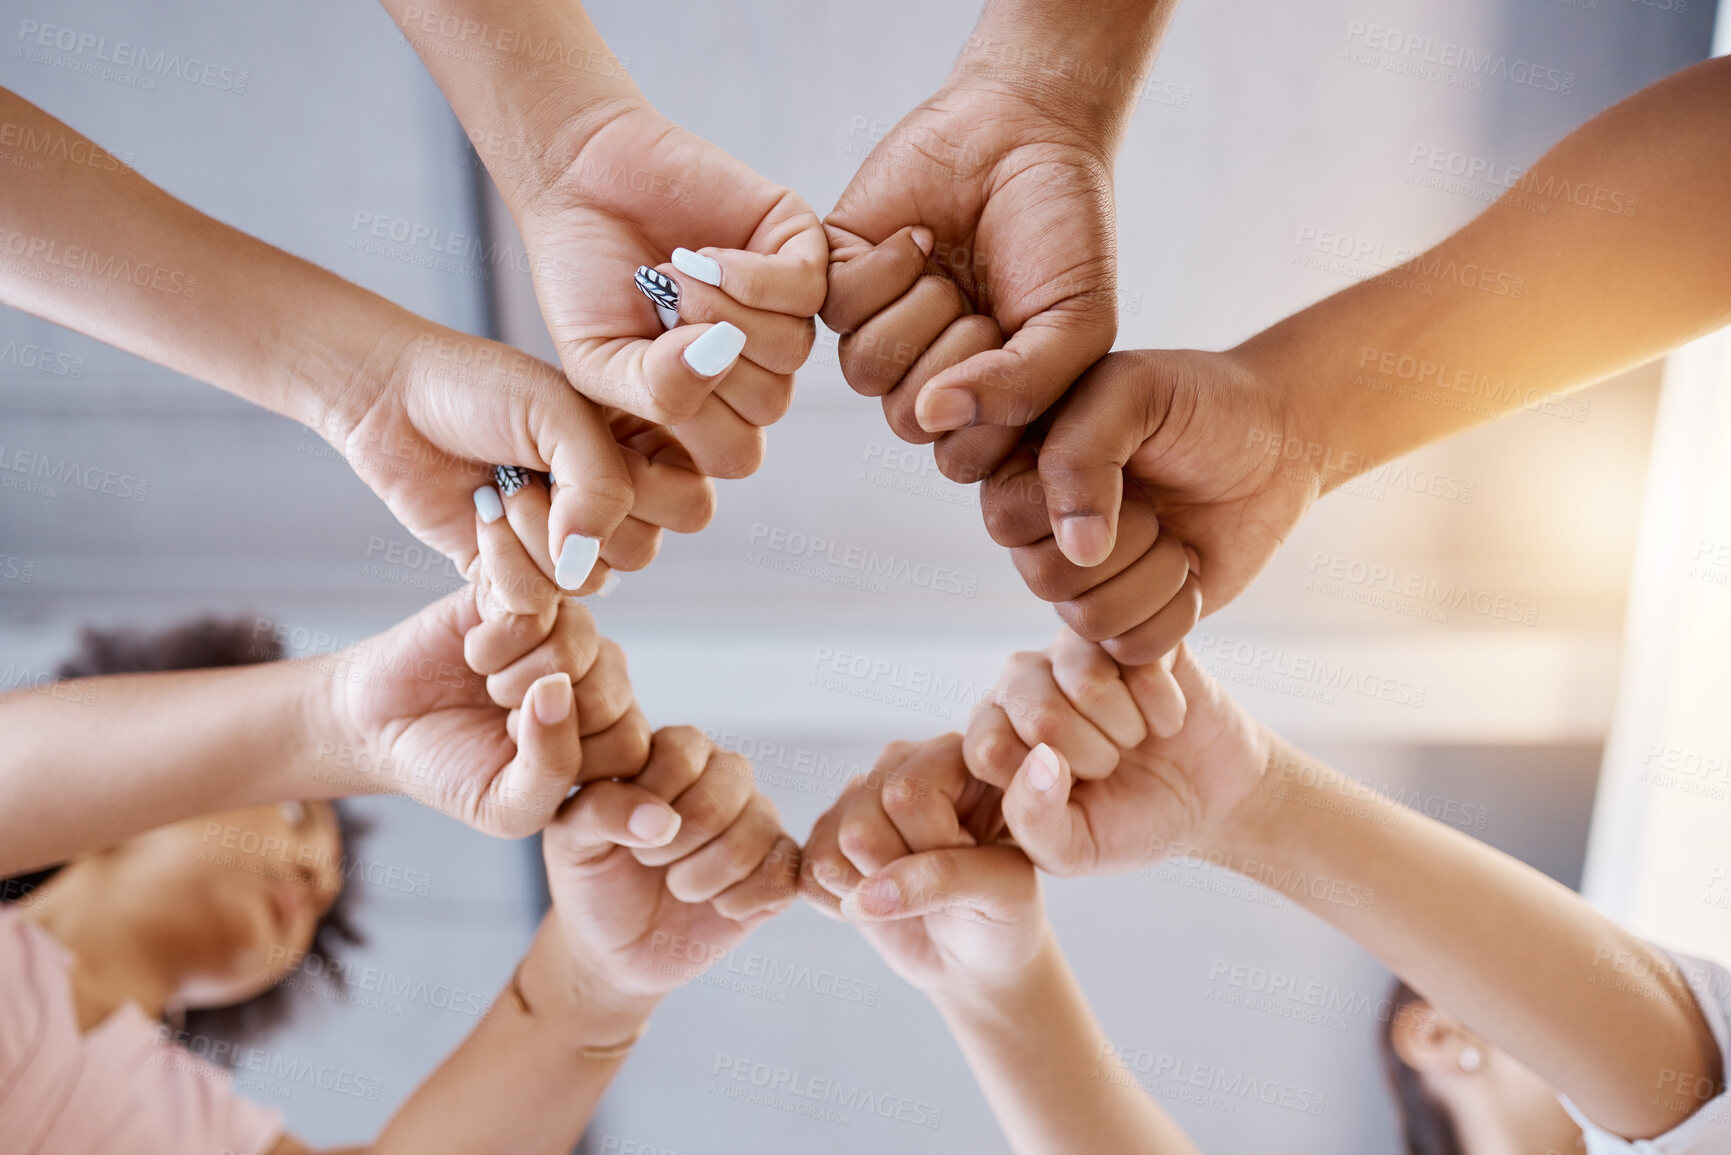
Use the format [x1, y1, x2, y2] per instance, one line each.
[2, 1, 1728, 1151]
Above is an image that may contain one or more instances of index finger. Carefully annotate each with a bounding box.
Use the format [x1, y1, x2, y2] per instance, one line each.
[820, 224, 935, 336]
[676, 190, 828, 316]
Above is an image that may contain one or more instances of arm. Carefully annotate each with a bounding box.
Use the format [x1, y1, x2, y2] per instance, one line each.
[981, 56, 1731, 637]
[820, 0, 1180, 484]
[375, 0, 826, 477]
[968, 631, 1724, 1140]
[1210, 741, 1722, 1140]
[0, 89, 716, 585]
[270, 922, 655, 1155]
[278, 726, 801, 1155]
[1245, 54, 1731, 478]
[931, 933, 1197, 1155]
[0, 507, 648, 874]
[801, 735, 1197, 1155]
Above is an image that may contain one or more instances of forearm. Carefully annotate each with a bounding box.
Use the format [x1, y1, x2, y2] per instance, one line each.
[928, 930, 1198, 1155]
[1213, 739, 1721, 1138]
[952, 0, 1180, 151]
[375, 0, 641, 210]
[0, 89, 415, 437]
[0, 660, 326, 875]
[366, 919, 656, 1155]
[1237, 55, 1731, 486]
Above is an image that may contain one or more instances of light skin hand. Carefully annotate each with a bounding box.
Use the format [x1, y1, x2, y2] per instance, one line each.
[799, 733, 1199, 1155]
[379, 0, 827, 480]
[270, 725, 800, 1155]
[965, 631, 1268, 877]
[541, 726, 802, 1005]
[323, 501, 651, 837]
[346, 322, 717, 594]
[800, 734, 1046, 997]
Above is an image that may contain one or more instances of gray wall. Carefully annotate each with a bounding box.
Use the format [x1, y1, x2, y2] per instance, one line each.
[0, 0, 1716, 1151]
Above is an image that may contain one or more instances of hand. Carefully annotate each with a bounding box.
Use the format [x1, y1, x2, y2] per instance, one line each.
[965, 630, 1270, 877]
[540, 727, 801, 1006]
[981, 348, 1320, 663]
[510, 103, 826, 479]
[323, 498, 651, 836]
[800, 734, 1046, 997]
[333, 319, 715, 594]
[821, 81, 1118, 484]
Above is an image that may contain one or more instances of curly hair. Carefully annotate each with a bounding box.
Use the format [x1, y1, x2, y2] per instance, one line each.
[1, 615, 368, 1061]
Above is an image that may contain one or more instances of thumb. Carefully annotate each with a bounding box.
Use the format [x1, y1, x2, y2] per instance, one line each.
[545, 779, 684, 867]
[843, 844, 1035, 923]
[487, 672, 582, 836]
[999, 742, 1090, 877]
[913, 304, 1109, 436]
[1035, 357, 1163, 567]
[526, 387, 635, 592]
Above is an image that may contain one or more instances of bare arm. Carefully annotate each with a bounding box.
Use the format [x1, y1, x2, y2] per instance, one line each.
[0, 660, 325, 877]
[1244, 55, 1731, 482]
[1214, 741, 1723, 1139]
[0, 87, 410, 434]
[801, 736, 1198, 1155]
[930, 932, 1201, 1155]
[272, 922, 657, 1155]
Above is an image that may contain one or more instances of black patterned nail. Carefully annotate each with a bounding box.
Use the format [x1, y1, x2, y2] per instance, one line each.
[493, 464, 532, 496]
[635, 265, 680, 328]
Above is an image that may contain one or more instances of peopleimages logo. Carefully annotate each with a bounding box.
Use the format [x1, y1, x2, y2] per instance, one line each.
[16, 20, 250, 93]
[1342, 21, 1575, 95]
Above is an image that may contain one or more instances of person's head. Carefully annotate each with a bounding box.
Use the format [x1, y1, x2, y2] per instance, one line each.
[76, 800, 348, 1010]
[1380, 980, 1584, 1155]
[1, 616, 366, 1049]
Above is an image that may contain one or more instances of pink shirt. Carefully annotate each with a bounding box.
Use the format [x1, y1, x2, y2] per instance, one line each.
[0, 905, 285, 1155]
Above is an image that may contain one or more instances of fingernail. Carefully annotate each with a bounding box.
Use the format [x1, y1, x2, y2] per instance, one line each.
[1027, 743, 1062, 793]
[597, 570, 622, 598]
[493, 464, 532, 497]
[856, 875, 900, 915]
[671, 247, 723, 287]
[628, 803, 680, 846]
[1184, 545, 1201, 576]
[682, 322, 746, 378]
[910, 226, 935, 257]
[634, 265, 680, 329]
[555, 534, 602, 590]
[531, 673, 573, 725]
[1057, 515, 1113, 567]
[473, 485, 505, 524]
[918, 387, 975, 432]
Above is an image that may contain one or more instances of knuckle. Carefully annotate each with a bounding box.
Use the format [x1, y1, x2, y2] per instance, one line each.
[1057, 597, 1114, 643]
[697, 430, 766, 480]
[677, 790, 732, 844]
[607, 710, 653, 773]
[1013, 546, 1080, 603]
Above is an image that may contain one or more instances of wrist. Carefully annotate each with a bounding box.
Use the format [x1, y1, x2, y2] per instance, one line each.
[924, 925, 1061, 1018]
[950, 0, 1172, 153]
[1203, 731, 1294, 867]
[525, 920, 661, 1050]
[385, 0, 644, 211]
[1231, 326, 1374, 496]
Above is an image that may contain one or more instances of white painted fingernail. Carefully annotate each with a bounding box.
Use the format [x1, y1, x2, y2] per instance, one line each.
[597, 571, 622, 598]
[473, 485, 505, 524]
[554, 534, 602, 591]
[672, 246, 722, 286]
[682, 322, 746, 378]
